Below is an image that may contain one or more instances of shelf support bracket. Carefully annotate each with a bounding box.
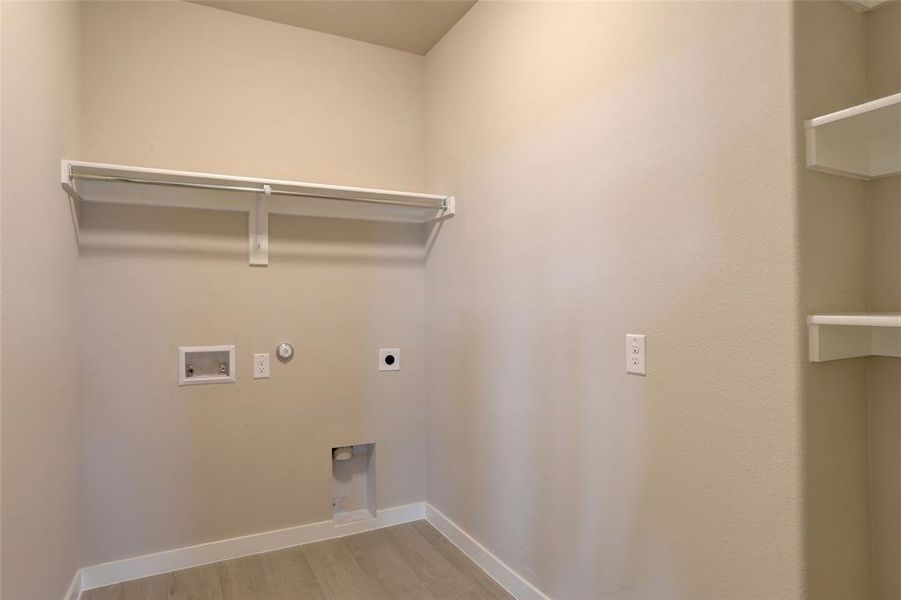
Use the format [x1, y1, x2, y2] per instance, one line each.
[430, 195, 455, 222]
[443, 196, 456, 219]
[60, 159, 83, 243]
[249, 184, 270, 266]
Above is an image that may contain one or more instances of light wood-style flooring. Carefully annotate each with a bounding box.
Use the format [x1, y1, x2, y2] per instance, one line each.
[81, 520, 514, 600]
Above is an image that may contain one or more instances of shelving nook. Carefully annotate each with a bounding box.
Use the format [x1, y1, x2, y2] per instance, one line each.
[61, 159, 455, 266]
[805, 92, 901, 361]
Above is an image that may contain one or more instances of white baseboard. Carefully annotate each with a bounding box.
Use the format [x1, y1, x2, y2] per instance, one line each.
[74, 500, 548, 600]
[425, 503, 550, 600]
[79, 502, 424, 592]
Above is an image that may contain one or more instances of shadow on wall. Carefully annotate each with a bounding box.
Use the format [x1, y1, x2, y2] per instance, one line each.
[76, 202, 431, 264]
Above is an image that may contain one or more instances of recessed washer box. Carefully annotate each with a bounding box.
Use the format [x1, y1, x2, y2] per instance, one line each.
[178, 345, 236, 385]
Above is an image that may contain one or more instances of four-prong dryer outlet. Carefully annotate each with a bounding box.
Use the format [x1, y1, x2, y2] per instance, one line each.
[379, 348, 400, 371]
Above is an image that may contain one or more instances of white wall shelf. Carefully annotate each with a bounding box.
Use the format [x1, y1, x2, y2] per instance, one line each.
[842, 0, 895, 12]
[808, 313, 901, 362]
[805, 92, 901, 180]
[61, 159, 454, 266]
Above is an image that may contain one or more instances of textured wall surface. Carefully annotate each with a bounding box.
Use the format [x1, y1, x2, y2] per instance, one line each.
[794, 3, 873, 598]
[865, 2, 901, 598]
[6, 3, 881, 595]
[867, 357, 901, 600]
[77, 1, 429, 565]
[424, 2, 803, 598]
[0, 1, 82, 598]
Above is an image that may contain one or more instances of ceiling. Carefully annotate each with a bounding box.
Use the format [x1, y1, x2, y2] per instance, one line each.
[191, 1, 477, 55]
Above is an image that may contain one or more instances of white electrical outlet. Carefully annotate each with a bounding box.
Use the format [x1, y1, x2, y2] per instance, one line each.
[253, 353, 270, 379]
[626, 334, 646, 375]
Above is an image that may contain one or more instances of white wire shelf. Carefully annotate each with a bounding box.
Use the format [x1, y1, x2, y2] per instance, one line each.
[61, 160, 454, 266]
[805, 92, 901, 180]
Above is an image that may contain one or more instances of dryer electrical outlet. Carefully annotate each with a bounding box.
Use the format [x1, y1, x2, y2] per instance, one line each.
[379, 348, 400, 371]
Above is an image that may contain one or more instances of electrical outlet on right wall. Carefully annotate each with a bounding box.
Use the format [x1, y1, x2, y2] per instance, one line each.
[626, 334, 647, 375]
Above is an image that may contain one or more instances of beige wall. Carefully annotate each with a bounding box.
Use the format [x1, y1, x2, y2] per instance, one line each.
[794, 3, 872, 598]
[865, 2, 901, 599]
[865, 0, 901, 101]
[1, 1, 82, 598]
[867, 357, 901, 600]
[4, 2, 887, 594]
[77, 1, 429, 565]
[424, 2, 803, 598]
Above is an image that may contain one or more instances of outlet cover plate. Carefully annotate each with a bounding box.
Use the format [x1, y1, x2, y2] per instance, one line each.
[253, 353, 271, 379]
[626, 334, 646, 375]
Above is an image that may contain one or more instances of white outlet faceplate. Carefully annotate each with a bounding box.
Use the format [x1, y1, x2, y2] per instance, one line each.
[379, 348, 400, 371]
[253, 353, 271, 379]
[626, 334, 646, 375]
